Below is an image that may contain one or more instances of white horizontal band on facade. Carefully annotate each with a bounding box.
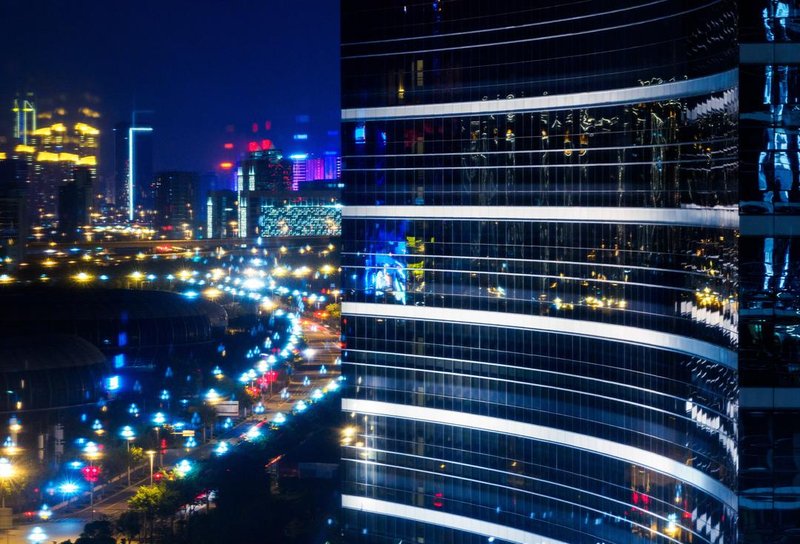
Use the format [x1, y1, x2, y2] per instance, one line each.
[342, 399, 738, 511]
[342, 205, 738, 229]
[342, 302, 737, 370]
[342, 69, 737, 121]
[341, 494, 569, 544]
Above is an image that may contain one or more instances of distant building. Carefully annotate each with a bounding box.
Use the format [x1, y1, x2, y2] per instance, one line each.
[57, 166, 94, 239]
[290, 152, 341, 190]
[153, 171, 198, 238]
[114, 120, 153, 221]
[236, 147, 292, 193]
[8, 95, 100, 226]
[206, 189, 238, 238]
[235, 146, 292, 237]
[0, 158, 27, 267]
[245, 188, 341, 239]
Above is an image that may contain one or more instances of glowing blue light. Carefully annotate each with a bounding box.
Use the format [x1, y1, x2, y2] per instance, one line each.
[292, 134, 308, 140]
[58, 481, 80, 495]
[128, 403, 139, 416]
[99, 275, 109, 281]
[183, 290, 199, 299]
[355, 124, 366, 144]
[311, 388, 324, 401]
[114, 354, 126, 369]
[294, 400, 307, 413]
[174, 459, 192, 477]
[272, 412, 286, 425]
[128, 126, 154, 221]
[289, 153, 308, 160]
[215, 441, 229, 456]
[105, 375, 121, 391]
[245, 425, 261, 440]
[68, 460, 83, 470]
[153, 412, 166, 425]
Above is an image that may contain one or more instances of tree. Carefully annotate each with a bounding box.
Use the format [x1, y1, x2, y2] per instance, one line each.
[75, 520, 116, 544]
[116, 511, 141, 544]
[129, 485, 164, 543]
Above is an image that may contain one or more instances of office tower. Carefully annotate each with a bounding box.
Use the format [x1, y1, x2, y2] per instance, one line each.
[341, 2, 739, 543]
[0, 158, 28, 267]
[152, 171, 198, 238]
[57, 166, 93, 238]
[8, 96, 100, 225]
[206, 189, 238, 239]
[11, 93, 36, 145]
[738, 1, 800, 541]
[235, 145, 292, 236]
[114, 120, 154, 221]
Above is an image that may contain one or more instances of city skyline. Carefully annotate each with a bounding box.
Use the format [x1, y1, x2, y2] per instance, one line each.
[0, 0, 340, 178]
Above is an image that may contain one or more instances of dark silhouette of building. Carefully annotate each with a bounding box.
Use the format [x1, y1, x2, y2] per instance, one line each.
[0, 158, 28, 267]
[153, 171, 198, 238]
[58, 166, 93, 238]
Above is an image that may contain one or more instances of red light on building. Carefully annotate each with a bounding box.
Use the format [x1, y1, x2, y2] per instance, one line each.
[247, 141, 260, 153]
[219, 161, 234, 170]
[153, 472, 164, 482]
[261, 139, 273, 150]
[265, 120, 271, 130]
[252, 122, 259, 133]
[223, 143, 234, 150]
[433, 492, 444, 508]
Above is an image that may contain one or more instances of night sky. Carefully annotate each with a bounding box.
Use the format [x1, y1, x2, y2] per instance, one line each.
[0, 0, 340, 182]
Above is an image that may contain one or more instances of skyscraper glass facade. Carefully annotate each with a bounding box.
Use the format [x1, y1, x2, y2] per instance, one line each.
[738, 1, 800, 541]
[341, 2, 739, 543]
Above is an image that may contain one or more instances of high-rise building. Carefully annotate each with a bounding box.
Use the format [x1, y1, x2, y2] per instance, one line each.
[737, 2, 800, 542]
[152, 171, 198, 238]
[0, 158, 28, 267]
[206, 189, 238, 239]
[341, 2, 741, 544]
[57, 166, 93, 239]
[7, 95, 100, 226]
[114, 120, 154, 221]
[235, 146, 292, 236]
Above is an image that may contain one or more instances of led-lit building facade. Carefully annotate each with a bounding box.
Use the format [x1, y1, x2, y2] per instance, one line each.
[114, 120, 154, 221]
[341, 2, 739, 543]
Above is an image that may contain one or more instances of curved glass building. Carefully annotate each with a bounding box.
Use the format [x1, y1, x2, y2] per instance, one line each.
[341, 2, 739, 543]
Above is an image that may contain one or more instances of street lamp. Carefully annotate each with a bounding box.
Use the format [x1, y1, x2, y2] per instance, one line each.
[27, 526, 47, 544]
[0, 457, 14, 508]
[145, 450, 156, 485]
[120, 426, 135, 486]
[82, 442, 102, 520]
[152, 412, 166, 466]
